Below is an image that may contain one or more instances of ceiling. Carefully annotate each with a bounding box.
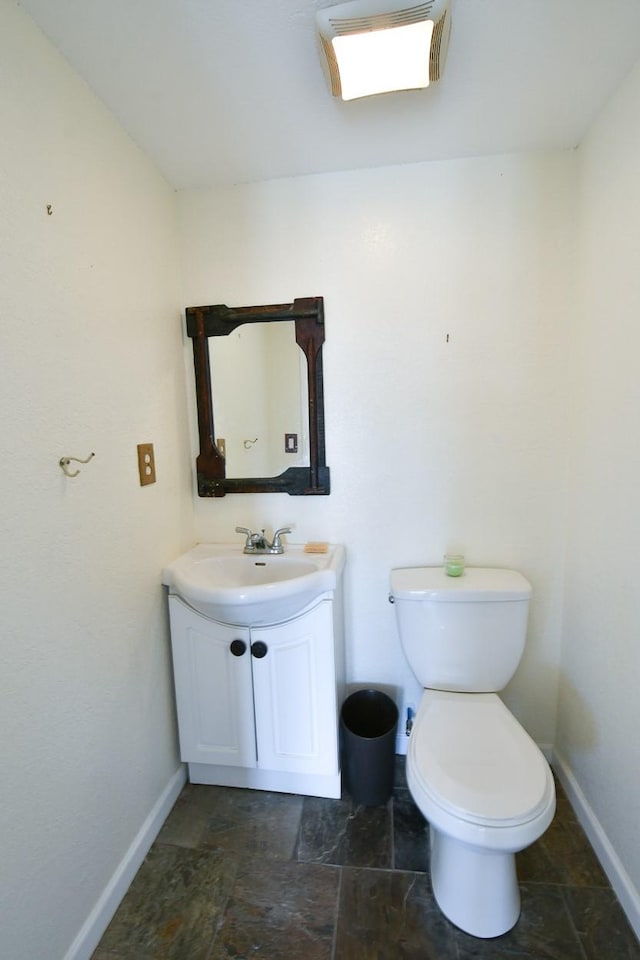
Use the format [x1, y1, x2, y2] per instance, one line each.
[18, 0, 640, 190]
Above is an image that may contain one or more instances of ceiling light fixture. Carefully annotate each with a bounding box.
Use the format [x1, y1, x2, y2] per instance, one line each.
[316, 0, 451, 101]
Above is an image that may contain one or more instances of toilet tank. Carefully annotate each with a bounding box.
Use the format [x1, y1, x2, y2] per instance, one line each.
[390, 567, 532, 693]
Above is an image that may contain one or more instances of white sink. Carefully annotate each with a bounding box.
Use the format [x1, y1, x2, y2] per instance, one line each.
[163, 543, 345, 625]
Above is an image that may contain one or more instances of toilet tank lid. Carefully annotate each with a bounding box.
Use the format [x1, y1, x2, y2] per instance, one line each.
[390, 567, 532, 602]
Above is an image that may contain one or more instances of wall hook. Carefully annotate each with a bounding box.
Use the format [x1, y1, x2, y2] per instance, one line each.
[243, 438, 258, 449]
[59, 452, 95, 478]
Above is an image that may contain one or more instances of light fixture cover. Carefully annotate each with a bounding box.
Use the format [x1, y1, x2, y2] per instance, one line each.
[317, 0, 451, 101]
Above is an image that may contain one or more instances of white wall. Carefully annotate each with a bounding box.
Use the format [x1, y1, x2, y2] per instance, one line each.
[556, 58, 640, 929]
[178, 150, 577, 747]
[0, 2, 193, 958]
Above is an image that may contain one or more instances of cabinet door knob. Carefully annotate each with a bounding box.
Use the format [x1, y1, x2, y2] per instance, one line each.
[230, 639, 247, 657]
[251, 641, 268, 659]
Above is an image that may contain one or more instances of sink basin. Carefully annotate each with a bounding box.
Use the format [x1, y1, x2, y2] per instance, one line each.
[185, 556, 319, 589]
[163, 543, 345, 625]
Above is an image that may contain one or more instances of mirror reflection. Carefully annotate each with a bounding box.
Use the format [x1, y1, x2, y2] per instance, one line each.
[212, 321, 309, 478]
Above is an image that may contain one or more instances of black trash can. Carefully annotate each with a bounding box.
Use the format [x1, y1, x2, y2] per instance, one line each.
[340, 689, 399, 806]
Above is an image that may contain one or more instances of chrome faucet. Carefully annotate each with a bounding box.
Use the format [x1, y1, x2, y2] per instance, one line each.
[235, 526, 292, 555]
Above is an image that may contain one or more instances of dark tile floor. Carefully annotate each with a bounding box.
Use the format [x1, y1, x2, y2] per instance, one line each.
[92, 760, 640, 960]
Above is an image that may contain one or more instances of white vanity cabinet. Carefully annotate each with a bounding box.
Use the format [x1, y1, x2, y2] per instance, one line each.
[168, 600, 256, 768]
[168, 595, 343, 798]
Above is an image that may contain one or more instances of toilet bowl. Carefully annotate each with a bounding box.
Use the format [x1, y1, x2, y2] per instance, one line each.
[389, 565, 557, 938]
[407, 689, 556, 938]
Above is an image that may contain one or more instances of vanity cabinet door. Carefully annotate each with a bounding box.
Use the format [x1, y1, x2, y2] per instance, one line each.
[168, 597, 257, 768]
[250, 601, 338, 776]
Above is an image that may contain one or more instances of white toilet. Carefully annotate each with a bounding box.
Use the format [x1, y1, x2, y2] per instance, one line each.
[389, 566, 556, 939]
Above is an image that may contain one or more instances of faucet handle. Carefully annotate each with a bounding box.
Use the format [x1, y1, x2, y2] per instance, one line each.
[235, 526, 253, 547]
[271, 527, 292, 550]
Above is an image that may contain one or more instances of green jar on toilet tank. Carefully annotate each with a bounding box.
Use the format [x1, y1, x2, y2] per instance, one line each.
[444, 554, 465, 577]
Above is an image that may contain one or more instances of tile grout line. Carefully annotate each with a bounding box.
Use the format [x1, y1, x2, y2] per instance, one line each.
[390, 795, 397, 870]
[330, 865, 343, 960]
[557, 885, 591, 960]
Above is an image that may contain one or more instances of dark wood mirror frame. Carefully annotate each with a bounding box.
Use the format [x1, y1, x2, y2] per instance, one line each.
[185, 296, 330, 497]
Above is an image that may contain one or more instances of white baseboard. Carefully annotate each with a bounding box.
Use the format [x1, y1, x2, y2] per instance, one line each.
[62, 764, 188, 960]
[552, 749, 640, 941]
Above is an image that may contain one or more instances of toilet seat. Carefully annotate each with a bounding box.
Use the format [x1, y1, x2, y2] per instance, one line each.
[407, 690, 555, 848]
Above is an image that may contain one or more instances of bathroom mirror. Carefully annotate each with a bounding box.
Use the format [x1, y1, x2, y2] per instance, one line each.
[211, 320, 308, 479]
[185, 296, 330, 497]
